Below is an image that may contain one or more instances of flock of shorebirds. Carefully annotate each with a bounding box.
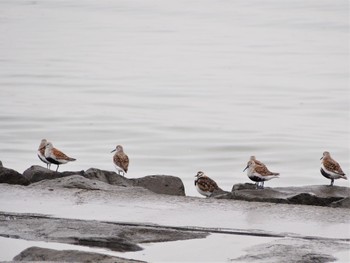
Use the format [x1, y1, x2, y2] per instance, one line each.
[37, 139, 129, 176]
[37, 139, 347, 197]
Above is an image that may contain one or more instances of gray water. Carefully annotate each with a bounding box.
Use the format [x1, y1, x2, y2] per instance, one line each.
[0, 0, 349, 196]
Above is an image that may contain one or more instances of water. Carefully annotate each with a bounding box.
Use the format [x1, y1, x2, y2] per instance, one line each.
[0, 0, 349, 196]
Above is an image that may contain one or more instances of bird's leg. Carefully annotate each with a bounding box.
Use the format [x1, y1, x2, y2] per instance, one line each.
[261, 181, 264, 189]
[56, 165, 59, 172]
[330, 179, 334, 186]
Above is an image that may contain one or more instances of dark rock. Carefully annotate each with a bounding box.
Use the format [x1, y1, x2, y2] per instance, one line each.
[84, 168, 132, 187]
[23, 165, 85, 183]
[1, 211, 208, 255]
[222, 184, 350, 208]
[0, 164, 29, 186]
[130, 175, 185, 196]
[232, 183, 257, 191]
[30, 174, 110, 191]
[21, 166, 186, 196]
[74, 237, 142, 252]
[13, 246, 145, 262]
[84, 169, 185, 196]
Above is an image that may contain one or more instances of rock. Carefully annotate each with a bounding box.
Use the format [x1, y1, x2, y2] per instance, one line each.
[23, 165, 85, 183]
[84, 168, 132, 187]
[74, 237, 142, 252]
[230, 238, 341, 263]
[84, 169, 186, 196]
[0, 164, 29, 186]
[232, 183, 258, 191]
[1, 211, 208, 254]
[130, 175, 186, 196]
[13, 246, 145, 262]
[221, 184, 350, 207]
[29, 174, 113, 191]
[22, 167, 186, 196]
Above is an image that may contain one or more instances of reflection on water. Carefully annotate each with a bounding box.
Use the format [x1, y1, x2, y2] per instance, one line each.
[0, 0, 349, 196]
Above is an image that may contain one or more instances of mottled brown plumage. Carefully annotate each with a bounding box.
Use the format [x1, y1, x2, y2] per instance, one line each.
[249, 156, 265, 167]
[111, 145, 129, 176]
[43, 142, 76, 172]
[321, 152, 345, 175]
[320, 151, 347, 186]
[243, 159, 279, 189]
[194, 171, 220, 197]
[254, 163, 279, 177]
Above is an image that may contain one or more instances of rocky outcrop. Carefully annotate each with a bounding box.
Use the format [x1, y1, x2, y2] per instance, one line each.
[0, 162, 29, 186]
[1, 211, 208, 254]
[13, 246, 145, 263]
[215, 183, 350, 208]
[84, 167, 133, 187]
[23, 165, 85, 183]
[14, 166, 186, 196]
[1, 164, 349, 203]
[130, 175, 185, 196]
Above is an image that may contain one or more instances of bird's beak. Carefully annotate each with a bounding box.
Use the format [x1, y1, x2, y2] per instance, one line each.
[243, 165, 248, 172]
[320, 156, 323, 160]
[111, 149, 116, 153]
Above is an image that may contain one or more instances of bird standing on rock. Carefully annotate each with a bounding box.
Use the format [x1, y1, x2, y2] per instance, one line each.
[194, 171, 220, 197]
[243, 159, 279, 189]
[41, 142, 76, 172]
[320, 151, 347, 186]
[111, 145, 129, 176]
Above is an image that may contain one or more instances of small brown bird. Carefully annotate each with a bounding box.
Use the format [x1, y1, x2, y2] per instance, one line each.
[194, 171, 220, 197]
[320, 151, 347, 186]
[243, 160, 279, 189]
[111, 145, 129, 176]
[37, 139, 51, 169]
[42, 142, 76, 172]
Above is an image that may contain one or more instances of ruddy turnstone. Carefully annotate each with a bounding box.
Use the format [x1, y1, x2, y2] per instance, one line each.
[320, 151, 347, 186]
[243, 160, 279, 189]
[37, 139, 51, 169]
[41, 142, 76, 172]
[194, 171, 220, 197]
[111, 145, 129, 176]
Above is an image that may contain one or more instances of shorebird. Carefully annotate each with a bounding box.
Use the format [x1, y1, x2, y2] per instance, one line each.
[42, 142, 76, 172]
[37, 139, 51, 169]
[194, 171, 220, 197]
[243, 160, 279, 189]
[320, 151, 347, 186]
[111, 145, 129, 176]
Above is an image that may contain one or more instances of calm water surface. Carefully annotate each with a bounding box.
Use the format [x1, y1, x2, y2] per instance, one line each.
[0, 0, 349, 196]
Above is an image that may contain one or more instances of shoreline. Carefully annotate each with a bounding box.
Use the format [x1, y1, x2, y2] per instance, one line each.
[0, 163, 349, 262]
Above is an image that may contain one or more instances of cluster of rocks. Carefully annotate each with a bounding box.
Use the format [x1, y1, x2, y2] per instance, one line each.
[0, 161, 349, 207]
[215, 183, 350, 208]
[1, 211, 207, 263]
[0, 163, 185, 196]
